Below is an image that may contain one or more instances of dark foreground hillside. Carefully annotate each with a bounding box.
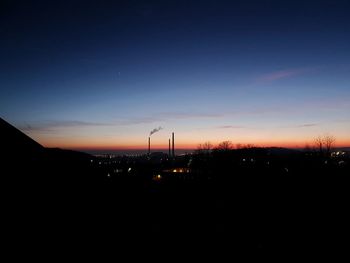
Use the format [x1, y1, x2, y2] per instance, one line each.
[1, 118, 349, 257]
[4, 154, 350, 256]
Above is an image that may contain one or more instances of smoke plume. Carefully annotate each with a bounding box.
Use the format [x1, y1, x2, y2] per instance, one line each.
[150, 126, 163, 136]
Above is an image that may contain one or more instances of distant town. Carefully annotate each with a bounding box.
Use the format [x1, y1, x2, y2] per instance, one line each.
[2, 117, 350, 251]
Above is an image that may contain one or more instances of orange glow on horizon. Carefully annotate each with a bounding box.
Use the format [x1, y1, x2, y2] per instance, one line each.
[40, 138, 350, 151]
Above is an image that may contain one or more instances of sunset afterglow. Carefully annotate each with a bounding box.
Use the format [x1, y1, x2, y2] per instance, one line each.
[1, 1, 349, 153]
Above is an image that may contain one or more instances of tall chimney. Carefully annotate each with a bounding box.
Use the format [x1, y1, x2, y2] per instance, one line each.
[172, 132, 175, 158]
[168, 138, 171, 157]
[148, 137, 151, 155]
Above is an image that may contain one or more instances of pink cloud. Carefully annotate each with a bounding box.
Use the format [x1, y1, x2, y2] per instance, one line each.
[217, 125, 245, 129]
[258, 67, 315, 83]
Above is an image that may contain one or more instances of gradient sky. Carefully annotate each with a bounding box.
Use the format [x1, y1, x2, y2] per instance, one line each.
[1, 0, 350, 151]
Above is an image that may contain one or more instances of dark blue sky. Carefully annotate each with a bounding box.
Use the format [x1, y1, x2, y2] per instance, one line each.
[1, 0, 350, 149]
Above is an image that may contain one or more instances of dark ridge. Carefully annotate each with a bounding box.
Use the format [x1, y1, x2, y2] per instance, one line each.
[0, 116, 44, 156]
[1, 117, 349, 254]
[0, 117, 93, 162]
[45, 147, 93, 162]
[265, 147, 301, 155]
[337, 147, 350, 151]
[0, 117, 94, 185]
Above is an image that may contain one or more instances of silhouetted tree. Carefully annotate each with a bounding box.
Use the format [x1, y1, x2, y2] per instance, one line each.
[314, 136, 324, 154]
[243, 144, 255, 149]
[192, 142, 214, 175]
[196, 141, 213, 154]
[323, 135, 335, 157]
[215, 140, 233, 151]
[314, 135, 335, 157]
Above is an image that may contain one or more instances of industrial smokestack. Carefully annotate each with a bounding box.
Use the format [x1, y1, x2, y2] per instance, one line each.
[172, 132, 175, 158]
[168, 138, 171, 157]
[150, 126, 163, 136]
[148, 137, 151, 155]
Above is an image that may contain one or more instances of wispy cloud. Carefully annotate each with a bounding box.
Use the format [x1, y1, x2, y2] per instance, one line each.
[19, 120, 111, 132]
[18, 124, 49, 132]
[114, 111, 225, 125]
[18, 112, 225, 132]
[334, 119, 350, 123]
[115, 117, 162, 125]
[49, 120, 110, 128]
[160, 112, 224, 119]
[217, 125, 245, 129]
[275, 123, 319, 129]
[257, 67, 317, 83]
[297, 123, 318, 128]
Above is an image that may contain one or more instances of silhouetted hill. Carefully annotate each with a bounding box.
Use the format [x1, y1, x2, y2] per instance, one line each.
[337, 147, 350, 152]
[265, 147, 301, 155]
[0, 117, 47, 188]
[0, 117, 44, 158]
[43, 147, 96, 183]
[45, 147, 93, 163]
[0, 117, 95, 186]
[1, 117, 349, 253]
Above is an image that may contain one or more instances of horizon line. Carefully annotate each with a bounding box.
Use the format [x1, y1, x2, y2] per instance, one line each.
[55, 145, 350, 153]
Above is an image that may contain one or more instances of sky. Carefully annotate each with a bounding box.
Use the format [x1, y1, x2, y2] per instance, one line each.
[1, 0, 350, 151]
